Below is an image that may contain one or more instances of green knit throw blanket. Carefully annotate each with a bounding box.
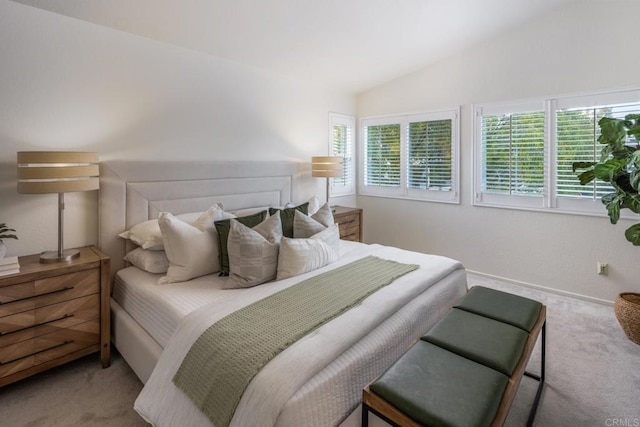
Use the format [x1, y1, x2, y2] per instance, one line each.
[172, 255, 418, 427]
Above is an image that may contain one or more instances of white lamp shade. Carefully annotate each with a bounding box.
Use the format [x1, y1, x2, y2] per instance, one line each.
[17, 151, 99, 194]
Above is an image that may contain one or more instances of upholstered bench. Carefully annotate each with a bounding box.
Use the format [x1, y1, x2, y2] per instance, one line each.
[362, 286, 546, 427]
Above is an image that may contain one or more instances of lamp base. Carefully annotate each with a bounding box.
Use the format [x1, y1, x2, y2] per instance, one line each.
[40, 248, 80, 263]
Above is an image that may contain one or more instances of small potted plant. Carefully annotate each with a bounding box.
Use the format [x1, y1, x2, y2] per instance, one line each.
[0, 223, 18, 259]
[574, 114, 640, 344]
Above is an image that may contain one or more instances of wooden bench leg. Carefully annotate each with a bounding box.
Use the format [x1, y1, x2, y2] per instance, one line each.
[524, 320, 546, 427]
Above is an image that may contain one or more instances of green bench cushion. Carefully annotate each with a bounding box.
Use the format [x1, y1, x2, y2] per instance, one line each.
[370, 341, 509, 427]
[422, 308, 529, 376]
[456, 286, 542, 332]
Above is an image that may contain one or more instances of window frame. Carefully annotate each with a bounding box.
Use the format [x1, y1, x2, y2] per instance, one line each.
[473, 99, 548, 210]
[328, 113, 356, 197]
[359, 108, 460, 204]
[473, 88, 640, 218]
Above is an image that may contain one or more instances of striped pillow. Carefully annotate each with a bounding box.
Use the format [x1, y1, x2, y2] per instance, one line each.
[227, 211, 282, 288]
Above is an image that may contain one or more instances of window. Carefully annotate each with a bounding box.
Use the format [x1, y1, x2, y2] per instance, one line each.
[481, 111, 545, 195]
[475, 101, 546, 209]
[329, 113, 355, 197]
[474, 88, 640, 215]
[360, 109, 459, 203]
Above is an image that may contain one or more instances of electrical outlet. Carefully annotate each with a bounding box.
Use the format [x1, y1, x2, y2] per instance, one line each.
[597, 262, 608, 275]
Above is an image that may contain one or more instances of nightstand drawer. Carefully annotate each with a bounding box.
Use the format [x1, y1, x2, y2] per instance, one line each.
[0, 294, 100, 347]
[332, 206, 363, 243]
[34, 319, 100, 364]
[0, 270, 99, 317]
[339, 227, 360, 241]
[337, 213, 360, 241]
[337, 212, 360, 227]
[0, 319, 100, 379]
[0, 341, 35, 378]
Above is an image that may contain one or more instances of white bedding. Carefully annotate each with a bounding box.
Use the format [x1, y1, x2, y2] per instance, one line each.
[132, 242, 467, 427]
[112, 240, 364, 348]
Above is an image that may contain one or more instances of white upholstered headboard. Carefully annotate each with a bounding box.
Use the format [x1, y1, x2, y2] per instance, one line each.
[98, 161, 302, 277]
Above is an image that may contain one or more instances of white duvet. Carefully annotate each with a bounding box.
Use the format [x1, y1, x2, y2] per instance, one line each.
[134, 243, 465, 427]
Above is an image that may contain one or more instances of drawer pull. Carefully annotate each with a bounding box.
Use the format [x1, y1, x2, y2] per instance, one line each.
[0, 314, 75, 336]
[0, 340, 73, 366]
[0, 286, 75, 305]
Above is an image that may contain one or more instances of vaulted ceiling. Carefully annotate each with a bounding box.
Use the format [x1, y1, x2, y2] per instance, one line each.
[12, 0, 579, 93]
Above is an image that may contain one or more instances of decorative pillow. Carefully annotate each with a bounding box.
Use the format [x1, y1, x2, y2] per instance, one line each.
[276, 224, 340, 280]
[307, 195, 320, 216]
[118, 203, 224, 250]
[124, 247, 170, 274]
[293, 203, 334, 238]
[230, 207, 270, 217]
[227, 212, 282, 288]
[214, 210, 268, 275]
[269, 202, 309, 238]
[157, 207, 230, 284]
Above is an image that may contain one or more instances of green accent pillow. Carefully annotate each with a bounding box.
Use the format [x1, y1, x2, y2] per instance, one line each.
[269, 202, 309, 238]
[215, 210, 268, 275]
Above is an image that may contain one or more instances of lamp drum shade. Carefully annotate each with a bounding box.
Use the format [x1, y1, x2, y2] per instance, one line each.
[17, 152, 99, 194]
[311, 156, 344, 178]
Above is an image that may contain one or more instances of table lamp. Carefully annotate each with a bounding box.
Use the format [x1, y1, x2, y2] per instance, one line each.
[311, 156, 344, 204]
[17, 151, 99, 263]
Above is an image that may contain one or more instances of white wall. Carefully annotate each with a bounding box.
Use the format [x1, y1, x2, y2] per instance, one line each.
[357, 1, 640, 303]
[0, 1, 355, 258]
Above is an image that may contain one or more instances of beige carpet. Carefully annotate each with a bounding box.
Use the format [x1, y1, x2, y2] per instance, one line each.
[1, 274, 638, 426]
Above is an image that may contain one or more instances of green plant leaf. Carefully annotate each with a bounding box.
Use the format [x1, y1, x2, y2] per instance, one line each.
[625, 114, 640, 141]
[577, 170, 595, 185]
[621, 193, 640, 215]
[593, 158, 625, 182]
[625, 223, 640, 245]
[572, 161, 595, 172]
[603, 195, 620, 224]
[631, 169, 640, 191]
[598, 117, 627, 146]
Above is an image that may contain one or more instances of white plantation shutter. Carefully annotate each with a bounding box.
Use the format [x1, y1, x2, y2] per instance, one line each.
[556, 102, 640, 200]
[481, 111, 545, 196]
[474, 89, 640, 215]
[361, 109, 459, 203]
[407, 119, 453, 191]
[364, 123, 401, 188]
[474, 100, 546, 209]
[329, 113, 355, 196]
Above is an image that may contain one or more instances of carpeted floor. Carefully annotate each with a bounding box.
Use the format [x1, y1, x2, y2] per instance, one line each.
[1, 273, 638, 426]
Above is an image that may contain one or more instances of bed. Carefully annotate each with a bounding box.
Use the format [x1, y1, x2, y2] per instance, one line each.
[98, 160, 468, 427]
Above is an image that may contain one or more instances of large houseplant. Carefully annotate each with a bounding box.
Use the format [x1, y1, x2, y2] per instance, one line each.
[573, 114, 640, 344]
[573, 114, 640, 244]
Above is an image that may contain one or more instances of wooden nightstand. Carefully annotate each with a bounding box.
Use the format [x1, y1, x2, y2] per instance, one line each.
[333, 206, 363, 242]
[0, 246, 110, 387]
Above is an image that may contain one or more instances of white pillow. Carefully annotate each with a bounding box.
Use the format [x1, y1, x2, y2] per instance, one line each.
[277, 223, 340, 280]
[124, 248, 169, 274]
[293, 203, 334, 238]
[227, 212, 282, 288]
[307, 195, 320, 216]
[157, 206, 231, 284]
[118, 203, 226, 250]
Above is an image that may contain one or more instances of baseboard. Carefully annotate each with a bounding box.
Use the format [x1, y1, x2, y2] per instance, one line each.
[466, 270, 615, 306]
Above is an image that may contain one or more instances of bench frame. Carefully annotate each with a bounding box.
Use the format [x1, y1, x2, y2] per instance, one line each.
[362, 306, 546, 427]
